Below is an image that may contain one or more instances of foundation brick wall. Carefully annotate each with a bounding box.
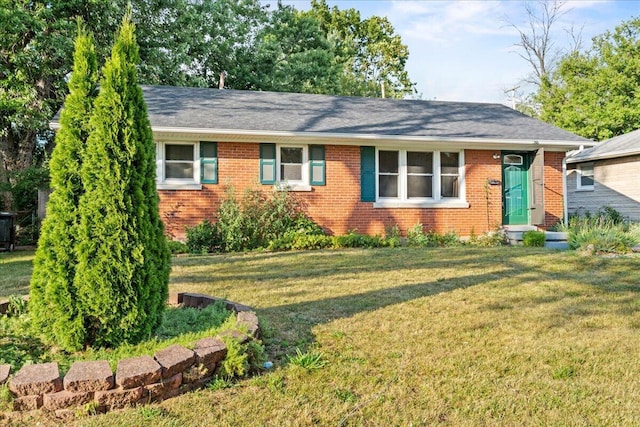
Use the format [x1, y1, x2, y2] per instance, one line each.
[159, 142, 565, 240]
[3, 294, 259, 417]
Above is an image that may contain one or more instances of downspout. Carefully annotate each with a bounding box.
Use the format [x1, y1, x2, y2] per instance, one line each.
[562, 156, 568, 225]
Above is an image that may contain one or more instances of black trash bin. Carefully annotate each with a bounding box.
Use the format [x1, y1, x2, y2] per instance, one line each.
[0, 212, 17, 252]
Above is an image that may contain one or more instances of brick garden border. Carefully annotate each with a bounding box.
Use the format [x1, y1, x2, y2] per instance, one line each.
[0, 293, 260, 419]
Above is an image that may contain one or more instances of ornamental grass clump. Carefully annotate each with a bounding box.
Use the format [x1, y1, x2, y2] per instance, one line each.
[566, 207, 640, 254]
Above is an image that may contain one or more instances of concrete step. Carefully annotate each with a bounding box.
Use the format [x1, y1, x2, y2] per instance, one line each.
[503, 227, 569, 250]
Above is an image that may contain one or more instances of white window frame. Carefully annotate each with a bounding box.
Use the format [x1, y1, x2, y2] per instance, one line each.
[156, 141, 202, 190]
[576, 163, 594, 191]
[373, 148, 468, 208]
[276, 144, 311, 191]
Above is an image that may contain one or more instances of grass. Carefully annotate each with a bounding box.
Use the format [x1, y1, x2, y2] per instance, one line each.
[0, 251, 33, 297]
[3, 247, 640, 425]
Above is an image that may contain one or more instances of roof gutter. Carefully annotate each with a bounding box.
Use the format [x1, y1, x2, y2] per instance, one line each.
[49, 121, 594, 150]
[151, 126, 594, 150]
[565, 148, 640, 164]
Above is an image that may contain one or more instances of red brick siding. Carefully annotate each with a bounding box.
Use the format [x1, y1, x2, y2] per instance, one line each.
[159, 142, 565, 239]
[542, 151, 564, 228]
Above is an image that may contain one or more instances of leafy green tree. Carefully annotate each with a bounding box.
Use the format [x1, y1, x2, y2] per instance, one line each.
[132, 0, 266, 89]
[73, 14, 170, 349]
[0, 0, 125, 209]
[247, 3, 340, 94]
[29, 22, 99, 351]
[538, 18, 640, 140]
[307, 0, 415, 98]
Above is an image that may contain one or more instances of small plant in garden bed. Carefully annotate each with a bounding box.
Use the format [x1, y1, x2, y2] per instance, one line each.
[522, 230, 546, 247]
[407, 223, 462, 247]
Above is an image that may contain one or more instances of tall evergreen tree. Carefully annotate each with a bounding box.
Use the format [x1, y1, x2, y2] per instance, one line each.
[29, 22, 99, 352]
[73, 13, 170, 349]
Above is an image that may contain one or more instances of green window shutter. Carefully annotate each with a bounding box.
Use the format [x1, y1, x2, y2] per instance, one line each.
[360, 146, 376, 202]
[309, 145, 325, 186]
[260, 143, 276, 185]
[200, 142, 218, 184]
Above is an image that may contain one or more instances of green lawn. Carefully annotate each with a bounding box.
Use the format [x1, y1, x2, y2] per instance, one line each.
[4, 247, 640, 426]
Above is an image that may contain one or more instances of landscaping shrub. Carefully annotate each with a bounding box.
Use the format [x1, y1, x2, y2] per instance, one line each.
[29, 22, 99, 352]
[522, 230, 546, 247]
[167, 240, 188, 254]
[569, 226, 639, 254]
[565, 206, 639, 254]
[185, 220, 219, 254]
[384, 224, 402, 248]
[216, 185, 323, 252]
[407, 224, 461, 247]
[217, 336, 266, 379]
[72, 15, 170, 349]
[332, 231, 386, 248]
[268, 229, 332, 251]
[467, 229, 508, 247]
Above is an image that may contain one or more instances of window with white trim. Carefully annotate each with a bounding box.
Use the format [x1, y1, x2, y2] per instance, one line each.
[279, 146, 306, 184]
[375, 149, 465, 205]
[165, 144, 195, 179]
[156, 141, 201, 189]
[577, 163, 594, 190]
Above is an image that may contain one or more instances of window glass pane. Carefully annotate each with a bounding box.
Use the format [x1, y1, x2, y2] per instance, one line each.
[503, 154, 523, 165]
[379, 151, 398, 173]
[408, 175, 432, 198]
[580, 165, 594, 187]
[201, 143, 217, 158]
[441, 152, 459, 175]
[166, 162, 193, 179]
[580, 175, 594, 186]
[281, 164, 302, 181]
[281, 147, 303, 164]
[581, 165, 593, 176]
[166, 144, 194, 161]
[202, 162, 216, 180]
[441, 176, 459, 198]
[407, 151, 433, 174]
[379, 175, 398, 197]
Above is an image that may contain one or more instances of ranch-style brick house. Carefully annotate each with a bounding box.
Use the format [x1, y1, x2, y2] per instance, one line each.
[53, 85, 593, 240]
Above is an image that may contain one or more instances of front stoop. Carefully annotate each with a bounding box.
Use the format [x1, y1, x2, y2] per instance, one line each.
[502, 226, 569, 249]
[503, 225, 538, 245]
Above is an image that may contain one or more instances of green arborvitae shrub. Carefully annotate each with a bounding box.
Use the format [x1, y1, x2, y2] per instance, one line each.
[29, 22, 99, 351]
[73, 14, 170, 349]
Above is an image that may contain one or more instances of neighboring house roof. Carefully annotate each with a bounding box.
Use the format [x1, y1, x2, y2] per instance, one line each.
[51, 85, 592, 149]
[566, 129, 640, 163]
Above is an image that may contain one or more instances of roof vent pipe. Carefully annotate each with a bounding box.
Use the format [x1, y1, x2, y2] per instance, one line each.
[219, 72, 225, 89]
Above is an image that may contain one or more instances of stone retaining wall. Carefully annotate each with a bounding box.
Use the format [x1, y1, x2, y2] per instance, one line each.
[0, 293, 260, 418]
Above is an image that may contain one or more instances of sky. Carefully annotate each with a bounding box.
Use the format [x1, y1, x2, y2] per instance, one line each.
[280, 0, 640, 105]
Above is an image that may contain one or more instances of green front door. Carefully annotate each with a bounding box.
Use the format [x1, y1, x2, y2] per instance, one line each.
[502, 153, 529, 225]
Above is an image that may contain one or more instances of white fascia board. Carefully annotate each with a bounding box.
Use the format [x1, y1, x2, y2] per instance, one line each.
[150, 126, 595, 152]
[565, 148, 640, 164]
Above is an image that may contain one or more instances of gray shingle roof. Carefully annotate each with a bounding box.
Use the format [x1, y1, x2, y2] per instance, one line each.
[141, 85, 588, 143]
[567, 129, 640, 163]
